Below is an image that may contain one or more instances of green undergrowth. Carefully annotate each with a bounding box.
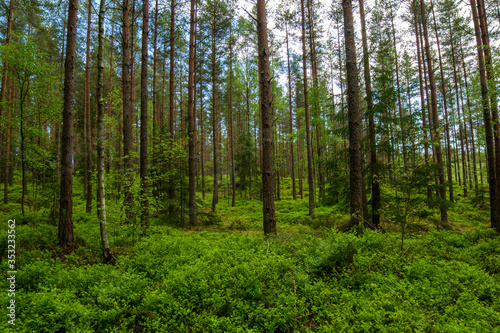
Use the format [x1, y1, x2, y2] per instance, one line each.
[1, 212, 499, 332]
[1, 176, 499, 332]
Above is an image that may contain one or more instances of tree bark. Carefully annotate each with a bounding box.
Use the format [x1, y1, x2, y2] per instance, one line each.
[477, 0, 500, 231]
[257, 0, 276, 235]
[188, 0, 198, 226]
[152, 0, 158, 137]
[59, 0, 78, 247]
[285, 20, 296, 201]
[85, 0, 93, 214]
[300, 0, 315, 216]
[420, 0, 447, 223]
[431, 2, 454, 202]
[211, 6, 218, 212]
[140, 0, 149, 227]
[123, 0, 134, 223]
[470, 0, 500, 230]
[343, 0, 364, 227]
[169, 0, 176, 136]
[97, 0, 112, 261]
[359, 0, 380, 227]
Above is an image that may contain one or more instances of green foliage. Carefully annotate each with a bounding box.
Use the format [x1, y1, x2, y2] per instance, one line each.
[2, 206, 499, 332]
[235, 132, 259, 196]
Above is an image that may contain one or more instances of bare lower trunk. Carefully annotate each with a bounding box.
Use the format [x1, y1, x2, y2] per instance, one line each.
[343, 0, 364, 227]
[140, 0, 149, 227]
[188, 0, 197, 226]
[300, 0, 315, 216]
[97, 0, 112, 261]
[421, 0, 447, 224]
[59, 0, 78, 247]
[122, 0, 134, 223]
[360, 0, 379, 227]
[471, 0, 500, 230]
[257, 0, 276, 235]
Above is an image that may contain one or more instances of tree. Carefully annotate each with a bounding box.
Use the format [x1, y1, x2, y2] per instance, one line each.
[123, 0, 134, 223]
[140, 0, 150, 227]
[257, 0, 276, 235]
[59, 0, 79, 247]
[420, 0, 447, 224]
[300, 0, 315, 216]
[359, 0, 380, 227]
[188, 0, 198, 226]
[470, 0, 500, 230]
[84, 0, 92, 214]
[96, 0, 112, 261]
[343, 0, 363, 227]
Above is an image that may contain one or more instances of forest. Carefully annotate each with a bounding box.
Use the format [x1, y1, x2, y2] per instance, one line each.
[1, 0, 500, 331]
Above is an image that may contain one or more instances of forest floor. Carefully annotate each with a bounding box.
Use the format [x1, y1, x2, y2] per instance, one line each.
[1, 177, 500, 332]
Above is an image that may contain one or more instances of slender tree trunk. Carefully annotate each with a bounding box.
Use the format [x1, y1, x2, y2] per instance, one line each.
[85, 0, 93, 214]
[431, 3, 453, 202]
[300, 0, 315, 216]
[389, 6, 406, 170]
[477, 0, 500, 230]
[59, 0, 78, 247]
[343, 0, 364, 227]
[471, 0, 500, 230]
[420, 0, 447, 223]
[188, 0, 198, 226]
[97, 0, 112, 261]
[0, 0, 14, 150]
[211, 11, 218, 212]
[229, 23, 236, 207]
[307, 0, 323, 201]
[460, 41, 478, 191]
[257, 0, 276, 235]
[140, 0, 149, 227]
[285, 21, 296, 201]
[360, 0, 380, 227]
[122, 0, 134, 223]
[152, 0, 158, 137]
[169, 0, 176, 136]
[106, 24, 114, 174]
[449, 22, 468, 197]
[200, 79, 205, 200]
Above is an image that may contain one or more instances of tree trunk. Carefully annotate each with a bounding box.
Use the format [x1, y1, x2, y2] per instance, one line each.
[122, 0, 134, 223]
[140, 0, 149, 227]
[343, 0, 364, 227]
[257, 0, 276, 235]
[471, 0, 500, 230]
[420, 0, 447, 224]
[431, 3, 454, 202]
[449, 21, 468, 197]
[85, 0, 93, 214]
[200, 79, 205, 200]
[169, 0, 176, 136]
[285, 21, 296, 201]
[211, 14, 218, 212]
[152, 0, 158, 137]
[300, 0, 315, 216]
[307, 0, 324, 201]
[59, 0, 78, 247]
[0, 0, 14, 152]
[359, 0, 380, 228]
[106, 24, 114, 174]
[460, 40, 478, 191]
[477, 0, 500, 230]
[229, 24, 236, 208]
[389, 6, 406, 170]
[188, 0, 197, 226]
[97, 0, 112, 261]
